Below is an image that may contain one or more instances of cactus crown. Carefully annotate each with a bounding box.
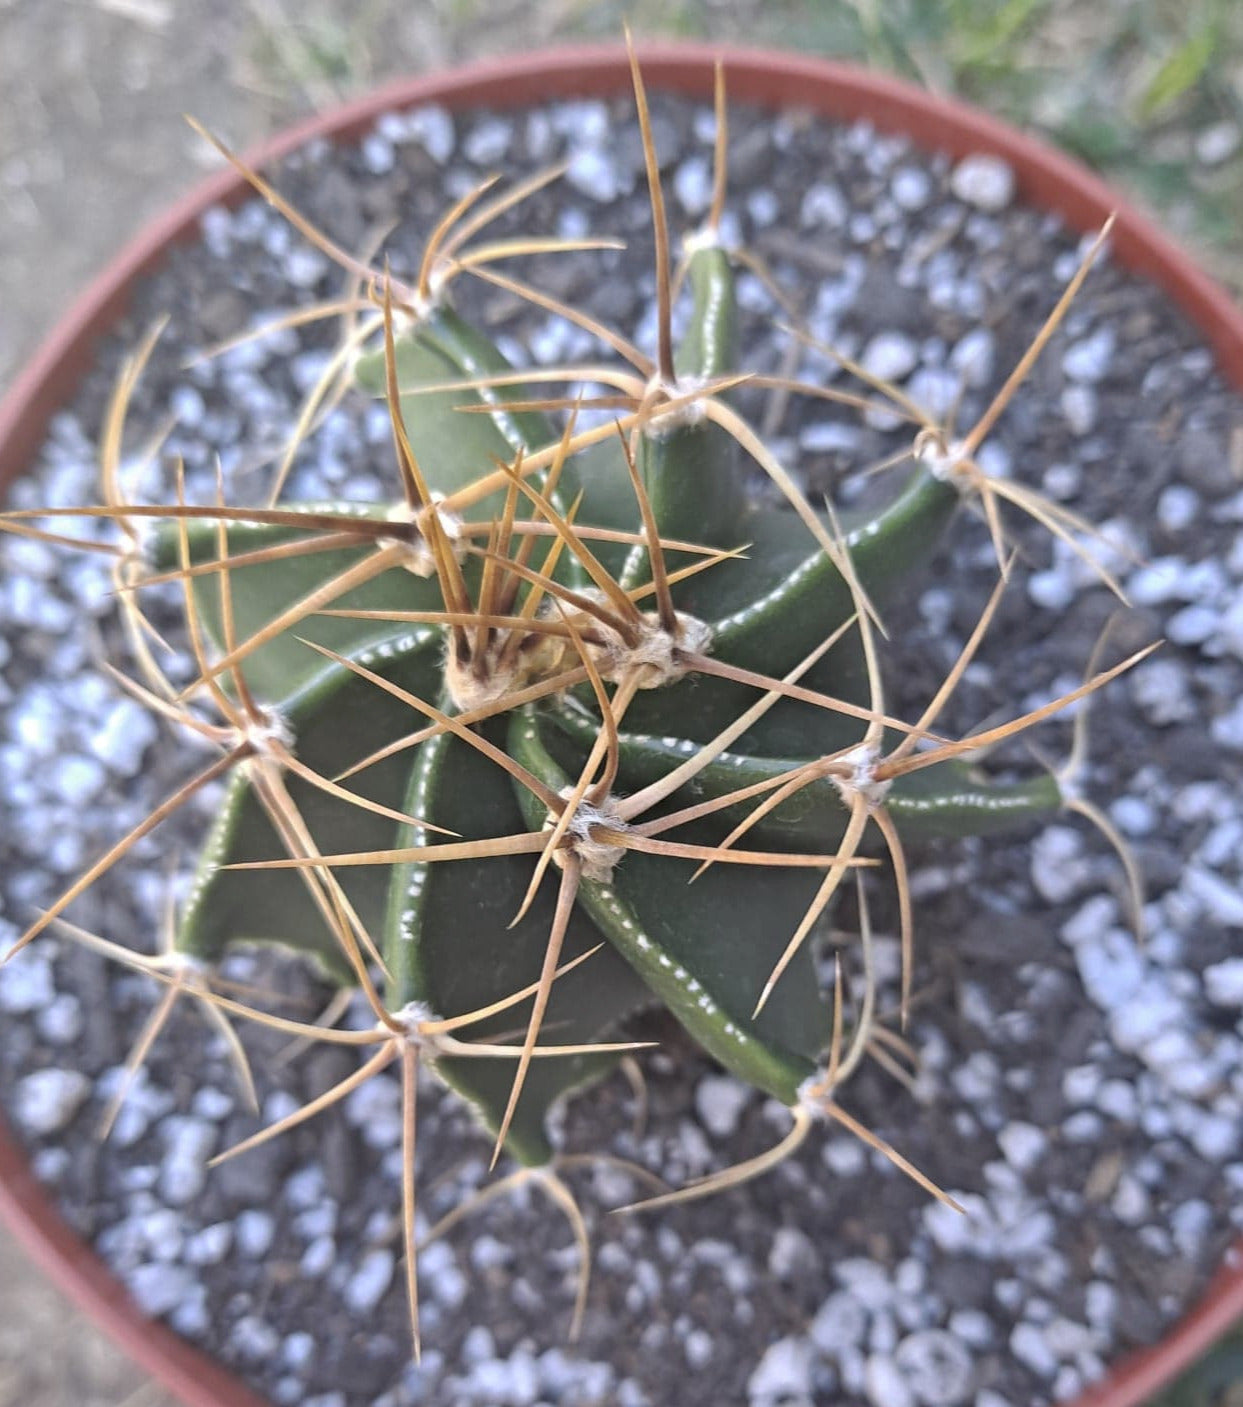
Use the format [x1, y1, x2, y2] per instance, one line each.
[3, 53, 1149, 1356]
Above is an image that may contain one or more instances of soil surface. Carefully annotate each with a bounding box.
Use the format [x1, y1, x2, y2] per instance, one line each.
[2, 87, 1243, 1407]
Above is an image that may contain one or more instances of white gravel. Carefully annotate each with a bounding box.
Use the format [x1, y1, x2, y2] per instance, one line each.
[2, 92, 1241, 1407]
[948, 154, 1015, 212]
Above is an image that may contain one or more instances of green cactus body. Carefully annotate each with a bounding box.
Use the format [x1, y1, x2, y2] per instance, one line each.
[161, 226, 1069, 1161]
[382, 721, 650, 1166]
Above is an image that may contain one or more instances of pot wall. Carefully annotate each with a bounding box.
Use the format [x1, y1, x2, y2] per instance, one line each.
[1, 42, 1241, 1407]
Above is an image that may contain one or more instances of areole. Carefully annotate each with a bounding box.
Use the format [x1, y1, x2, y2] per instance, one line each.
[0, 42, 1241, 1407]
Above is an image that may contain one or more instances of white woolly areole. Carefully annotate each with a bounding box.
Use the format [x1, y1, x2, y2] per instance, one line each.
[393, 1000, 444, 1049]
[796, 1073, 832, 1113]
[444, 647, 522, 714]
[682, 224, 728, 256]
[380, 497, 465, 577]
[642, 374, 712, 437]
[830, 742, 892, 809]
[243, 707, 295, 757]
[916, 434, 974, 491]
[549, 789, 628, 884]
[597, 609, 713, 689]
[162, 952, 211, 982]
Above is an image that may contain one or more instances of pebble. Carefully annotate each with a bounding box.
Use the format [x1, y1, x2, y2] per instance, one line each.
[1009, 1322, 1057, 1379]
[894, 1330, 974, 1406]
[463, 117, 510, 165]
[408, 105, 455, 164]
[746, 189, 780, 227]
[801, 420, 862, 454]
[1075, 928, 1145, 1013]
[949, 154, 1015, 212]
[949, 328, 994, 387]
[865, 1353, 917, 1407]
[1187, 1110, 1238, 1161]
[550, 99, 609, 145]
[1096, 1079, 1139, 1123]
[344, 1247, 395, 1314]
[31, 1148, 70, 1183]
[748, 1337, 813, 1402]
[862, 331, 919, 383]
[1171, 1199, 1213, 1256]
[811, 1291, 867, 1354]
[566, 147, 622, 202]
[49, 754, 105, 806]
[800, 183, 848, 228]
[1131, 657, 1195, 724]
[0, 948, 55, 1014]
[948, 1310, 992, 1349]
[232, 1315, 282, 1361]
[1185, 866, 1243, 926]
[127, 1263, 197, 1319]
[684, 1328, 714, 1370]
[1168, 602, 1219, 647]
[1062, 327, 1116, 383]
[1212, 697, 1243, 750]
[285, 244, 330, 288]
[924, 1193, 985, 1253]
[695, 1074, 750, 1138]
[160, 1116, 216, 1205]
[1111, 1174, 1150, 1225]
[1157, 484, 1199, 532]
[13, 1069, 90, 1134]
[1060, 384, 1098, 436]
[1204, 958, 1243, 1008]
[769, 1227, 817, 1280]
[673, 156, 713, 215]
[185, 1222, 233, 1266]
[301, 1236, 336, 1277]
[235, 1209, 275, 1258]
[1029, 825, 1092, 904]
[997, 1123, 1046, 1174]
[283, 1332, 316, 1372]
[837, 1258, 896, 1311]
[891, 166, 932, 211]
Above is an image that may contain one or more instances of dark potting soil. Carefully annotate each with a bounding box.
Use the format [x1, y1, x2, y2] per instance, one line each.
[1, 89, 1243, 1407]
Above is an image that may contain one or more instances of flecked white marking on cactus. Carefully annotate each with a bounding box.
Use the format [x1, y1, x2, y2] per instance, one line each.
[715, 508, 891, 638]
[893, 790, 1042, 813]
[396, 732, 448, 941]
[425, 324, 532, 460]
[713, 547, 826, 635]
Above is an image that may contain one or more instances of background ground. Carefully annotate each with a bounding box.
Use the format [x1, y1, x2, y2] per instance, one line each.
[1, 1, 1241, 1403]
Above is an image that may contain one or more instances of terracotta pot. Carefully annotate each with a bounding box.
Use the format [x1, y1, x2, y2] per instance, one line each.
[1, 41, 1240, 1407]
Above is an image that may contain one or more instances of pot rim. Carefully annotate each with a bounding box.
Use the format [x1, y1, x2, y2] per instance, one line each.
[1, 39, 1240, 1407]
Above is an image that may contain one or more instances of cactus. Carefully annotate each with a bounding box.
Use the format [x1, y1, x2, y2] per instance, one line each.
[3, 54, 1151, 1354]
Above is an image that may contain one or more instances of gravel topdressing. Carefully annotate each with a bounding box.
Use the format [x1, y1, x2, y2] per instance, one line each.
[2, 88, 1243, 1407]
